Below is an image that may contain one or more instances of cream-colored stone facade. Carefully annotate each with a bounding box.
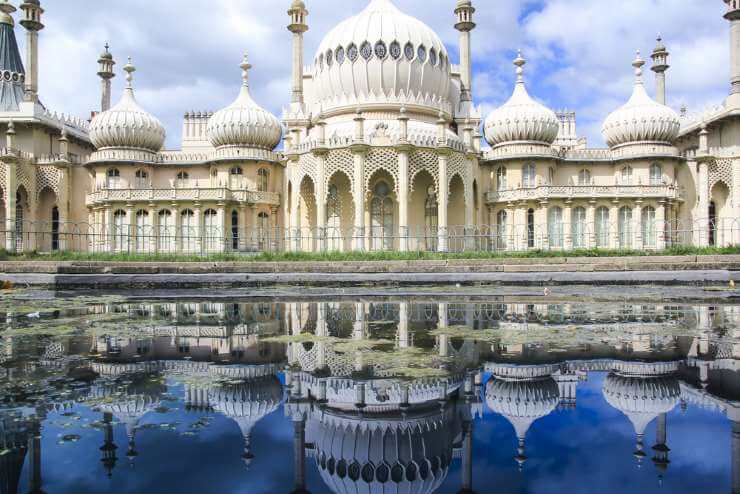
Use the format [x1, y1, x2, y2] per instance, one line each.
[0, 0, 738, 254]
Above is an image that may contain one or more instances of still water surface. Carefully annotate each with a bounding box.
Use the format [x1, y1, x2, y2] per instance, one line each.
[0, 289, 737, 493]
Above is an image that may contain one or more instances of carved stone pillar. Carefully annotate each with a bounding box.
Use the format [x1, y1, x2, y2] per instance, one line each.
[437, 150, 449, 252]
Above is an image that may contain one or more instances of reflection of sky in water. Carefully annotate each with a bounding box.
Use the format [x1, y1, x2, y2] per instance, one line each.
[8, 372, 730, 494]
[0, 297, 736, 494]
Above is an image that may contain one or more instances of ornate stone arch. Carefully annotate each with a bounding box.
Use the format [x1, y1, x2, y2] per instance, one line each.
[364, 147, 399, 195]
[325, 148, 355, 193]
[447, 152, 473, 207]
[16, 162, 34, 202]
[708, 158, 734, 192]
[296, 153, 319, 196]
[299, 174, 317, 221]
[35, 165, 63, 202]
[409, 149, 439, 195]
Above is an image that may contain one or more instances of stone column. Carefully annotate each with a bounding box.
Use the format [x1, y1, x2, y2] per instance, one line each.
[149, 203, 158, 254]
[609, 200, 620, 249]
[239, 204, 248, 251]
[193, 204, 203, 254]
[459, 420, 474, 494]
[105, 206, 114, 252]
[657, 200, 667, 250]
[3, 160, 16, 252]
[438, 151, 449, 252]
[586, 200, 596, 249]
[397, 145, 410, 252]
[125, 203, 134, 253]
[505, 203, 515, 251]
[250, 205, 259, 251]
[173, 204, 182, 253]
[217, 204, 227, 252]
[351, 146, 367, 251]
[290, 179, 301, 251]
[398, 302, 410, 348]
[538, 200, 549, 250]
[271, 206, 280, 251]
[563, 200, 573, 251]
[696, 147, 710, 246]
[292, 417, 309, 494]
[315, 150, 327, 252]
[634, 200, 643, 250]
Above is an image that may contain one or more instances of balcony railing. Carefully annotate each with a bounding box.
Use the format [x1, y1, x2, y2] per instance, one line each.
[85, 188, 281, 206]
[486, 184, 682, 203]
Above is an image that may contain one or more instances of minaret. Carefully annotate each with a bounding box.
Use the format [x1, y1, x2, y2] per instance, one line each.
[287, 0, 308, 108]
[19, 0, 44, 103]
[724, 0, 740, 106]
[97, 44, 115, 112]
[454, 0, 476, 104]
[651, 412, 670, 485]
[27, 416, 43, 494]
[291, 416, 309, 494]
[650, 36, 669, 105]
[99, 412, 118, 477]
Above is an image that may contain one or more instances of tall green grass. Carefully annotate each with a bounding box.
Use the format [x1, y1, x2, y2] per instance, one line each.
[0, 245, 738, 263]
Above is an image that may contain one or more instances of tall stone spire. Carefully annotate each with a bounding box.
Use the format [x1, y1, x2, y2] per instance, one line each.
[454, 0, 476, 103]
[287, 0, 308, 108]
[97, 43, 115, 112]
[724, 0, 740, 106]
[651, 35, 669, 105]
[19, 0, 43, 103]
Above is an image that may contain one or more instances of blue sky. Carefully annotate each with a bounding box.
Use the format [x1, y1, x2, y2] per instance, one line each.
[17, 0, 730, 148]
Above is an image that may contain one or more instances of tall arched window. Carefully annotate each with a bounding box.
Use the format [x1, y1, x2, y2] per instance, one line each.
[113, 209, 127, 252]
[107, 168, 121, 189]
[135, 210, 150, 252]
[176, 171, 190, 188]
[572, 207, 587, 248]
[620, 166, 633, 185]
[327, 185, 342, 251]
[204, 209, 219, 252]
[649, 163, 663, 185]
[522, 164, 536, 188]
[134, 169, 149, 189]
[642, 206, 657, 248]
[496, 210, 508, 250]
[158, 210, 174, 252]
[548, 207, 564, 249]
[424, 185, 438, 251]
[496, 167, 507, 191]
[595, 206, 610, 248]
[370, 181, 394, 251]
[51, 206, 59, 251]
[527, 208, 535, 248]
[181, 209, 195, 252]
[578, 169, 591, 186]
[618, 206, 633, 248]
[231, 210, 239, 251]
[258, 168, 270, 192]
[230, 167, 243, 189]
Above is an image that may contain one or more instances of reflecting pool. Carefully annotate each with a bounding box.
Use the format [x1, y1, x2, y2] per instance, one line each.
[0, 289, 737, 493]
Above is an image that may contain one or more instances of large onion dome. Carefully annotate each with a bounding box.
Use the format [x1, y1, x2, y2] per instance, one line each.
[312, 0, 451, 116]
[601, 52, 680, 148]
[206, 55, 282, 151]
[484, 52, 560, 148]
[89, 58, 166, 153]
[312, 410, 455, 494]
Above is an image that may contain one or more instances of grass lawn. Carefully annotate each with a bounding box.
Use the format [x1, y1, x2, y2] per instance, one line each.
[0, 245, 738, 263]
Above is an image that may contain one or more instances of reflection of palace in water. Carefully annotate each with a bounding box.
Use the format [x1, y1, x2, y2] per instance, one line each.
[0, 300, 738, 493]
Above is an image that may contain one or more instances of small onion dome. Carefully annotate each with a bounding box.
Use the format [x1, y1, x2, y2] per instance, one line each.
[601, 52, 680, 148]
[206, 54, 282, 151]
[89, 58, 166, 152]
[484, 51, 559, 148]
[485, 376, 559, 440]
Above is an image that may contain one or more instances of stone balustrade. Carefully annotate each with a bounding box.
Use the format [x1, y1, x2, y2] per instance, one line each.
[486, 184, 682, 204]
[85, 187, 281, 206]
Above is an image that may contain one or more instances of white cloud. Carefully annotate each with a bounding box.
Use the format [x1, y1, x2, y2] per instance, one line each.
[9, 0, 731, 148]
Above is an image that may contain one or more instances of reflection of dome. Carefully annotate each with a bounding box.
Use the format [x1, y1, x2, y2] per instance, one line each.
[313, 411, 455, 494]
[210, 375, 283, 468]
[485, 377, 559, 439]
[602, 373, 680, 437]
[601, 53, 680, 149]
[312, 0, 451, 116]
[206, 55, 282, 151]
[484, 52, 559, 148]
[485, 373, 559, 468]
[89, 59, 166, 153]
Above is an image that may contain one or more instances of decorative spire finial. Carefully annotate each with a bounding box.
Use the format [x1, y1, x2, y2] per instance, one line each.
[240, 53, 251, 87]
[123, 57, 136, 88]
[0, 0, 16, 15]
[632, 50, 644, 83]
[514, 50, 526, 82]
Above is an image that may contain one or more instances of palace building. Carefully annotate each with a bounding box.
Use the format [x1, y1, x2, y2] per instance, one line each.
[0, 0, 738, 254]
